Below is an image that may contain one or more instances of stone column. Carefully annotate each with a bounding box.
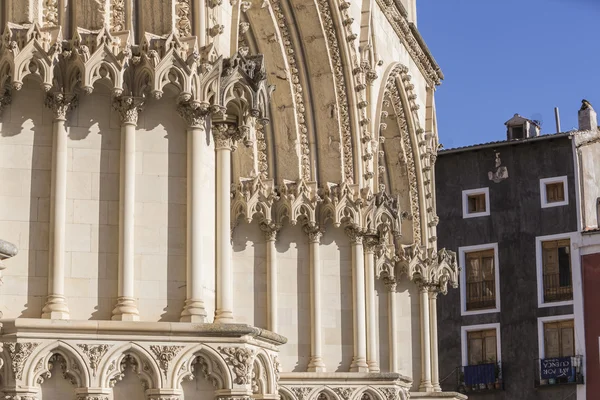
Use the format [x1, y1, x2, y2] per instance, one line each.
[387, 280, 398, 372]
[419, 283, 433, 391]
[364, 239, 379, 372]
[111, 96, 144, 321]
[261, 222, 279, 332]
[347, 227, 368, 372]
[305, 225, 325, 372]
[429, 290, 441, 391]
[212, 123, 240, 323]
[42, 93, 77, 320]
[177, 101, 210, 322]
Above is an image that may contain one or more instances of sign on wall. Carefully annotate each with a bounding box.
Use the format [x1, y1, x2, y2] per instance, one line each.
[540, 357, 573, 379]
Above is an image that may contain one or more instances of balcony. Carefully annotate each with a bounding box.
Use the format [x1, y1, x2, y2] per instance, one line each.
[534, 355, 584, 387]
[456, 362, 503, 394]
[543, 273, 573, 302]
[466, 280, 496, 310]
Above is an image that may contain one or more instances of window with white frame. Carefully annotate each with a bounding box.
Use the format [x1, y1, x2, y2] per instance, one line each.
[537, 315, 575, 359]
[536, 234, 574, 307]
[461, 323, 501, 367]
[462, 188, 490, 218]
[540, 176, 568, 208]
[459, 243, 500, 315]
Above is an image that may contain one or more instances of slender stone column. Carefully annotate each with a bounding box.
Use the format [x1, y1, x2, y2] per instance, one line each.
[429, 290, 441, 391]
[177, 102, 209, 322]
[42, 93, 77, 320]
[212, 123, 240, 323]
[419, 283, 433, 391]
[347, 227, 368, 372]
[305, 225, 325, 372]
[261, 222, 280, 332]
[111, 96, 144, 321]
[387, 281, 398, 372]
[364, 239, 379, 372]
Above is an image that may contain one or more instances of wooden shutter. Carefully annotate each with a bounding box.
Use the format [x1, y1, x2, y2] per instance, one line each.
[544, 320, 574, 358]
[467, 329, 497, 365]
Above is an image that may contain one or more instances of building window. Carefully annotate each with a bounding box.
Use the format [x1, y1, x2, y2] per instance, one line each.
[511, 126, 524, 140]
[461, 323, 501, 366]
[467, 329, 498, 365]
[459, 243, 500, 315]
[541, 239, 573, 303]
[465, 249, 496, 311]
[540, 176, 568, 208]
[536, 233, 576, 308]
[462, 188, 490, 219]
[543, 319, 574, 358]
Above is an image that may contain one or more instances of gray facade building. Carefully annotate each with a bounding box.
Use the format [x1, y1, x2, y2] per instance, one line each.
[435, 111, 591, 399]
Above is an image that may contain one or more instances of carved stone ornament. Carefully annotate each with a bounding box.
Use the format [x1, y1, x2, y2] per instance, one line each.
[315, 0, 353, 183]
[378, 387, 400, 400]
[77, 396, 109, 400]
[218, 346, 255, 385]
[7, 342, 39, 380]
[45, 92, 78, 120]
[175, 0, 193, 37]
[112, 96, 145, 125]
[77, 344, 111, 376]
[333, 387, 356, 400]
[149, 345, 185, 377]
[213, 123, 245, 150]
[177, 100, 210, 128]
[291, 387, 314, 400]
[112, 0, 126, 31]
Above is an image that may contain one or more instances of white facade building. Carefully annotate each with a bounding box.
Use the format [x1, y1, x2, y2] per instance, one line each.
[0, 1, 461, 400]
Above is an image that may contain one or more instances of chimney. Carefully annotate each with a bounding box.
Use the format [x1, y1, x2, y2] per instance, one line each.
[578, 100, 597, 131]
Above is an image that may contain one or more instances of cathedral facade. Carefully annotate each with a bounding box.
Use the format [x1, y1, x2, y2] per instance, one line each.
[0, 1, 460, 400]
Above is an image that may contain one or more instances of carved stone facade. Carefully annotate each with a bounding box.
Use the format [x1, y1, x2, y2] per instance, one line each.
[0, 1, 461, 400]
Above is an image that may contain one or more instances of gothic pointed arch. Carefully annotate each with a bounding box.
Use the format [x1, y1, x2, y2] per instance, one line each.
[22, 341, 90, 388]
[170, 344, 231, 390]
[98, 343, 161, 390]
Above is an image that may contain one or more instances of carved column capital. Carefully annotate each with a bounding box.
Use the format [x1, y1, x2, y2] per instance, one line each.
[44, 92, 78, 121]
[363, 236, 379, 253]
[303, 225, 323, 244]
[218, 346, 255, 385]
[260, 221, 280, 242]
[212, 123, 242, 150]
[177, 101, 210, 128]
[385, 280, 397, 293]
[345, 226, 364, 245]
[112, 96, 145, 125]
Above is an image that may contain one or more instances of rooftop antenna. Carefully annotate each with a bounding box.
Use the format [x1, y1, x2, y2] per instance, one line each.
[554, 107, 561, 133]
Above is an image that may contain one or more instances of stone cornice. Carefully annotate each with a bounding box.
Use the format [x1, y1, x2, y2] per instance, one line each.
[0, 319, 287, 346]
[375, 0, 443, 86]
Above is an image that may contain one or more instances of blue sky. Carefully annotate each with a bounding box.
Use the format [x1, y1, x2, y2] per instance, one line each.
[418, 0, 600, 149]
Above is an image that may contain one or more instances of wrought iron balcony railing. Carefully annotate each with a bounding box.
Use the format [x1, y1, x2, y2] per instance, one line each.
[466, 280, 496, 310]
[543, 273, 573, 302]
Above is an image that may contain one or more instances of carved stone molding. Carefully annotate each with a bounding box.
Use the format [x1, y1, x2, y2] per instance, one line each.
[218, 346, 255, 385]
[44, 93, 78, 121]
[175, 0, 192, 37]
[77, 396, 109, 400]
[7, 342, 39, 380]
[77, 344, 111, 376]
[270, 0, 311, 180]
[149, 345, 185, 377]
[112, 96, 145, 125]
[112, 0, 126, 31]
[315, 0, 353, 183]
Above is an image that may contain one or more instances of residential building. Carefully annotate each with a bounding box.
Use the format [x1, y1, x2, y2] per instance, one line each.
[435, 105, 600, 399]
[0, 1, 462, 400]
